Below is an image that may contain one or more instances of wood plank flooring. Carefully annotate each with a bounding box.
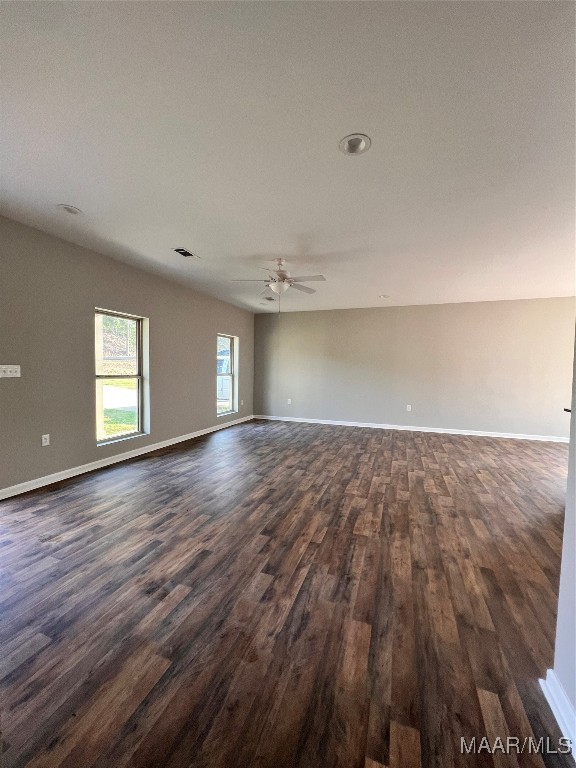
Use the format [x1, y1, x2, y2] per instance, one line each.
[0, 420, 572, 768]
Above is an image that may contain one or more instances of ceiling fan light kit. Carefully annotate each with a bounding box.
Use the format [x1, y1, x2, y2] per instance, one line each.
[269, 281, 290, 294]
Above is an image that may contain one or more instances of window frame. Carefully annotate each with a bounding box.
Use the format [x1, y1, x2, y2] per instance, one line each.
[95, 309, 144, 444]
[217, 333, 236, 417]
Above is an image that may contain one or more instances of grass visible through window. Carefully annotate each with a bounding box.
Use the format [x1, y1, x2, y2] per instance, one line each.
[102, 406, 138, 439]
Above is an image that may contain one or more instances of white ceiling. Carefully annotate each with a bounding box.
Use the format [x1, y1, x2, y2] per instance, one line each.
[1, 1, 574, 313]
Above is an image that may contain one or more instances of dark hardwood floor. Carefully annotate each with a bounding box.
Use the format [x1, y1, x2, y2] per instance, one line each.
[0, 420, 572, 768]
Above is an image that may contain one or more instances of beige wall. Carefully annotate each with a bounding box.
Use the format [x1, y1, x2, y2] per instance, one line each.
[0, 216, 254, 491]
[254, 299, 575, 438]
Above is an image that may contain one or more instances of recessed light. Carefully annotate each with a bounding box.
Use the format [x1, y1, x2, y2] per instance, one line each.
[339, 134, 371, 156]
[379, 294, 389, 299]
[57, 204, 82, 215]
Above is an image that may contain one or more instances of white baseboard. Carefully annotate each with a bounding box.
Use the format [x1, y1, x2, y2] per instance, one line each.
[540, 670, 576, 746]
[1, 413, 566, 502]
[254, 415, 569, 443]
[0, 415, 255, 501]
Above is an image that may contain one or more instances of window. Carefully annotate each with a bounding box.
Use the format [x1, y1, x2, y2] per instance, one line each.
[95, 311, 143, 442]
[217, 334, 236, 415]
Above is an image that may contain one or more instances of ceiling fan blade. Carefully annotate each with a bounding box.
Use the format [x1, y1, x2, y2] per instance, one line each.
[290, 275, 326, 282]
[290, 283, 316, 294]
[230, 279, 270, 282]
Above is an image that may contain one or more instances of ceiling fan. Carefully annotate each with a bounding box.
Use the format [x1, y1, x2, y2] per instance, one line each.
[231, 258, 326, 295]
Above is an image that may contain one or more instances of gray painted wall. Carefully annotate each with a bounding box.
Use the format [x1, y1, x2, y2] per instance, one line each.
[0, 216, 254, 490]
[254, 300, 575, 438]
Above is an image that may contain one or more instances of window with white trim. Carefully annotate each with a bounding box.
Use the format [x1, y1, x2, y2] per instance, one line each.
[217, 334, 237, 415]
[95, 310, 144, 442]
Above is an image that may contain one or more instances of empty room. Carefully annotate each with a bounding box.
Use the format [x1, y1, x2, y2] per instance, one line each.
[0, 2, 575, 767]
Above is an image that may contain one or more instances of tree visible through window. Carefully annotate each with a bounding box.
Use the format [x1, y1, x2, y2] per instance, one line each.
[217, 334, 235, 415]
[95, 311, 142, 441]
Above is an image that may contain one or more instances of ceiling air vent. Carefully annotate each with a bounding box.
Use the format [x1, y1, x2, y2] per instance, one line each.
[174, 248, 200, 258]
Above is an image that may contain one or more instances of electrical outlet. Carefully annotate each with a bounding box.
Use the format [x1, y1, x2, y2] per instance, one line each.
[406, 404, 412, 412]
[241, 399, 244, 406]
[287, 398, 292, 405]
[0, 364, 21, 378]
[41, 434, 50, 447]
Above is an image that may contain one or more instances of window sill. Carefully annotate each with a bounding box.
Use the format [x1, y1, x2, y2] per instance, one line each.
[97, 431, 147, 447]
[217, 411, 238, 418]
